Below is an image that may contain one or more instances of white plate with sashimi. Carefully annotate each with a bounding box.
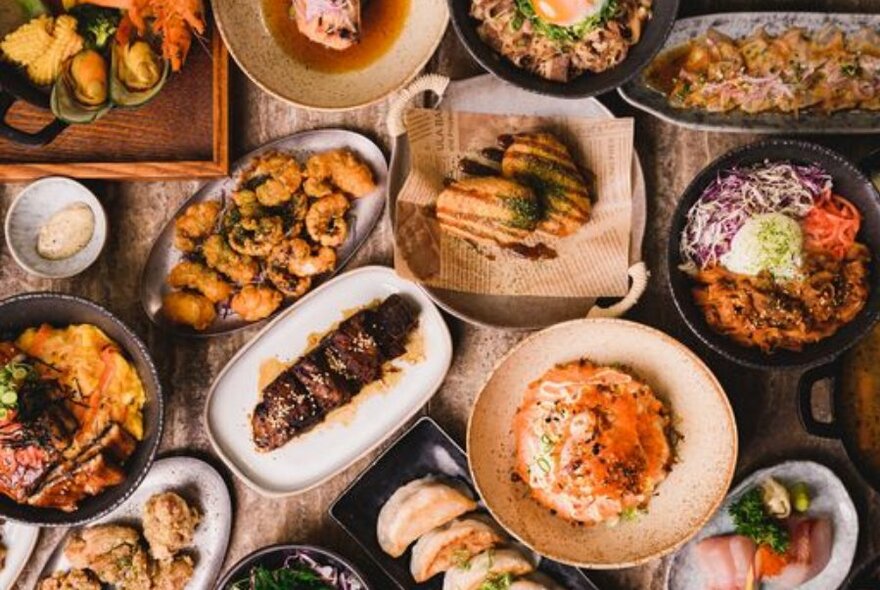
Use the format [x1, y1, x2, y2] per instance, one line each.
[667, 461, 858, 590]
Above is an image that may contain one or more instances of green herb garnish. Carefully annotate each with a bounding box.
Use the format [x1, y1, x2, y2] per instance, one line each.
[841, 63, 860, 77]
[512, 0, 619, 44]
[230, 565, 333, 590]
[729, 488, 790, 554]
[0, 361, 36, 421]
[478, 573, 514, 590]
[504, 195, 541, 230]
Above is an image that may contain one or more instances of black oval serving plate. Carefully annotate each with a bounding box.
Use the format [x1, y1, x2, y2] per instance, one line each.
[330, 416, 600, 590]
[667, 139, 880, 370]
[0, 292, 163, 526]
[213, 544, 371, 590]
[448, 0, 680, 98]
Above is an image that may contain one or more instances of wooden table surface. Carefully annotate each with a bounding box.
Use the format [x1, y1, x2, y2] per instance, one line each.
[10, 0, 880, 588]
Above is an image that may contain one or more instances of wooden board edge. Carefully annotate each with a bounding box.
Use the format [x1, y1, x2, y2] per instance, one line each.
[0, 29, 231, 182]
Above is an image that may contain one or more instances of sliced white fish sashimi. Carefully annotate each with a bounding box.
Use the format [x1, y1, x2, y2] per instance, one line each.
[695, 535, 757, 590]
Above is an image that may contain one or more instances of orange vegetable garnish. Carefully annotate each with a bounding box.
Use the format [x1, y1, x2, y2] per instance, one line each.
[803, 190, 861, 259]
[756, 543, 790, 577]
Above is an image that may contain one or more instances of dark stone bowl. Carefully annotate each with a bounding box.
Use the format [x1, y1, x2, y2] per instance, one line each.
[213, 544, 371, 590]
[0, 292, 163, 526]
[667, 139, 880, 370]
[447, 0, 680, 98]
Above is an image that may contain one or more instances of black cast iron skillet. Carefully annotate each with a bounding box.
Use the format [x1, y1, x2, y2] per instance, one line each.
[447, 0, 680, 98]
[668, 139, 880, 370]
[0, 61, 67, 146]
[0, 292, 163, 526]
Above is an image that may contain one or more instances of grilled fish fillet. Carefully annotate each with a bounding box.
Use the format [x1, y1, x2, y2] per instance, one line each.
[292, 0, 361, 50]
[501, 132, 591, 237]
[436, 177, 541, 246]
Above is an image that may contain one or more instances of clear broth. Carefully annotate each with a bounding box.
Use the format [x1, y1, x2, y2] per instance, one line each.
[262, 0, 411, 73]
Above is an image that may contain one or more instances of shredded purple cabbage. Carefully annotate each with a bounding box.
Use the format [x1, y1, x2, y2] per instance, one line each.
[679, 161, 832, 272]
[282, 551, 365, 590]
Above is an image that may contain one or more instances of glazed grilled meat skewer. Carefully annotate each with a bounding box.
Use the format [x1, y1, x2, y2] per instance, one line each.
[252, 294, 418, 452]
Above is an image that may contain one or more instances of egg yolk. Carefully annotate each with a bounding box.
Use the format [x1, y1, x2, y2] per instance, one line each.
[530, 0, 600, 27]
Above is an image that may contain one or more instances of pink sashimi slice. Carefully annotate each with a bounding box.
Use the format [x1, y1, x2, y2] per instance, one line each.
[695, 535, 758, 590]
[766, 517, 834, 589]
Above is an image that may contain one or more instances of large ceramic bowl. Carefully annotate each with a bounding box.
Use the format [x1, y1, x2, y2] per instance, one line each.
[448, 0, 679, 98]
[0, 293, 163, 526]
[467, 318, 738, 568]
[668, 140, 880, 369]
[213, 0, 448, 110]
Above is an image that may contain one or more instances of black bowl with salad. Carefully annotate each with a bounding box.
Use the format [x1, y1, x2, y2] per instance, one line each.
[214, 544, 370, 590]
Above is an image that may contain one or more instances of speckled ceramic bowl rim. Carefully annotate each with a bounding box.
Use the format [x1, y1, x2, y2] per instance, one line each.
[0, 291, 164, 527]
[466, 317, 738, 568]
[4, 177, 108, 280]
[212, 543, 372, 590]
[666, 139, 880, 370]
[211, 6, 449, 112]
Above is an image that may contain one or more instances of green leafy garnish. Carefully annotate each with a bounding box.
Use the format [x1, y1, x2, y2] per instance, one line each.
[513, 0, 619, 44]
[230, 565, 333, 590]
[478, 573, 514, 590]
[729, 488, 790, 554]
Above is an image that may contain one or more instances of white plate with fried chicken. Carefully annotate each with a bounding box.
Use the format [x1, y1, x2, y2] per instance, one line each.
[140, 129, 387, 337]
[35, 456, 232, 590]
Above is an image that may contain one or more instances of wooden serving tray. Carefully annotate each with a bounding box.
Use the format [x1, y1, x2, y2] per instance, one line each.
[0, 25, 228, 181]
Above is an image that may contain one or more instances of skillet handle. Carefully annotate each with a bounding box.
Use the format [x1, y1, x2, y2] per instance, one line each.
[797, 362, 840, 439]
[0, 89, 67, 147]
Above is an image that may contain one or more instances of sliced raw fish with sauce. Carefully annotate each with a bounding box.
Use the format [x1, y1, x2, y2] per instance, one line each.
[695, 535, 756, 590]
[763, 517, 834, 589]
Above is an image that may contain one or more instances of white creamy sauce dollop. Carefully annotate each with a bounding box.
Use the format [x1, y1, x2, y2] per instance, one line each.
[36, 202, 95, 260]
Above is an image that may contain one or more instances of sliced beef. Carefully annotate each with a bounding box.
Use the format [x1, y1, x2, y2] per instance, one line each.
[251, 295, 419, 453]
[322, 312, 383, 388]
[252, 368, 323, 452]
[292, 350, 351, 412]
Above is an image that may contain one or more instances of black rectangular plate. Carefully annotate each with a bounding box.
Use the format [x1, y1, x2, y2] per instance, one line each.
[329, 416, 600, 590]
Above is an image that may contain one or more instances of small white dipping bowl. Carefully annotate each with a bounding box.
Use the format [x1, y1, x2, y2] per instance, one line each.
[5, 177, 107, 279]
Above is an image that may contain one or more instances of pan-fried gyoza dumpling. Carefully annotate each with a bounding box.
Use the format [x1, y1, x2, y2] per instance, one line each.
[410, 516, 504, 582]
[442, 548, 535, 590]
[377, 477, 477, 558]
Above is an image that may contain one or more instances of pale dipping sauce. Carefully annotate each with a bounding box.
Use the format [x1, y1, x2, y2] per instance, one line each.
[37, 202, 95, 260]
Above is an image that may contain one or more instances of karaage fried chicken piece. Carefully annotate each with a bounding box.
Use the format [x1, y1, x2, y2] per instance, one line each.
[201, 235, 259, 285]
[230, 285, 283, 321]
[167, 261, 233, 303]
[162, 291, 217, 331]
[173, 201, 221, 252]
[231, 190, 263, 217]
[38, 569, 102, 590]
[252, 152, 303, 192]
[151, 556, 195, 590]
[306, 149, 376, 197]
[64, 525, 152, 590]
[143, 492, 200, 560]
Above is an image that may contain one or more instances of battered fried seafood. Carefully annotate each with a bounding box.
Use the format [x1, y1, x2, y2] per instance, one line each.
[651, 25, 880, 114]
[173, 201, 220, 252]
[163, 149, 376, 329]
[305, 193, 350, 246]
[162, 291, 217, 330]
[38, 569, 102, 590]
[201, 235, 260, 285]
[230, 285, 283, 322]
[514, 360, 673, 525]
[143, 492, 200, 560]
[167, 260, 232, 303]
[306, 149, 377, 197]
